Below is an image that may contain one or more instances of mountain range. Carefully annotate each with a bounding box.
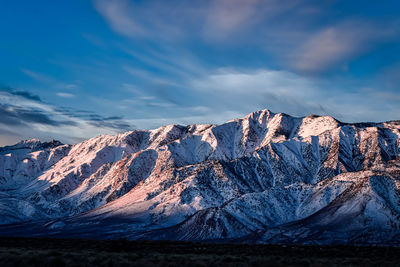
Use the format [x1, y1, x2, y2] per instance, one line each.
[1, 109, 399, 245]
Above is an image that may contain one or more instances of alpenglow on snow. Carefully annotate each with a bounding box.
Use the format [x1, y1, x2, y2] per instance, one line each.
[0, 109, 400, 245]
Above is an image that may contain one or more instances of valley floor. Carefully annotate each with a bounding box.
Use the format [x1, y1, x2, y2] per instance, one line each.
[0, 237, 399, 266]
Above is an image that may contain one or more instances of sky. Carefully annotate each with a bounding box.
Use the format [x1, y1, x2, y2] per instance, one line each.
[1, 0, 400, 146]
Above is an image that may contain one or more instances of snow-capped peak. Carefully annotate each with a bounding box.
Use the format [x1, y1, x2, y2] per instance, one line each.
[0, 108, 399, 245]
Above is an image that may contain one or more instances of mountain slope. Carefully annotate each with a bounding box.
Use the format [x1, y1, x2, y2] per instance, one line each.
[0, 109, 399, 245]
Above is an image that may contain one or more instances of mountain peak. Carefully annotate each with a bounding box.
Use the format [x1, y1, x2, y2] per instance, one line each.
[0, 109, 399, 245]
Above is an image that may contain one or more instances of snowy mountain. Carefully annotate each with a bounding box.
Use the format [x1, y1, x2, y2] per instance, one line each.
[0, 108, 400, 245]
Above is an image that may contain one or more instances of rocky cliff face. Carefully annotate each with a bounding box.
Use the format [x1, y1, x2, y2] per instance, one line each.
[1, 109, 399, 245]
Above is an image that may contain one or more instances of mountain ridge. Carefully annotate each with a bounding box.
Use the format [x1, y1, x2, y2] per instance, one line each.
[0, 108, 399, 245]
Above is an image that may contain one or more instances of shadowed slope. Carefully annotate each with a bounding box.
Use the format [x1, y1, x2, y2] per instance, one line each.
[0, 109, 399, 244]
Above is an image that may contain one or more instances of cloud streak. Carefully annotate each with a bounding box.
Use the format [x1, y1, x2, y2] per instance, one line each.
[57, 92, 75, 98]
[186, 68, 400, 123]
[93, 0, 299, 42]
[290, 20, 397, 73]
[0, 86, 135, 146]
[94, 0, 147, 38]
[94, 0, 399, 74]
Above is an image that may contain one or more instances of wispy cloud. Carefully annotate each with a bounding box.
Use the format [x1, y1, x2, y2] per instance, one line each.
[202, 0, 261, 40]
[21, 68, 81, 91]
[290, 20, 397, 73]
[56, 92, 75, 98]
[0, 104, 71, 127]
[185, 68, 400, 123]
[21, 68, 53, 83]
[94, 0, 399, 74]
[64, 84, 79, 90]
[93, 0, 298, 42]
[93, 0, 194, 41]
[202, 0, 299, 41]
[189, 68, 332, 118]
[93, 0, 147, 38]
[0, 87, 43, 102]
[0, 86, 135, 146]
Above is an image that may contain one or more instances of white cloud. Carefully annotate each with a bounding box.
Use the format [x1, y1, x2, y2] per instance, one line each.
[291, 21, 391, 73]
[93, 0, 299, 42]
[202, 0, 259, 40]
[56, 92, 75, 98]
[93, 0, 191, 41]
[202, 0, 298, 41]
[64, 84, 78, 90]
[185, 68, 400, 123]
[187, 68, 329, 118]
[93, 0, 146, 38]
[21, 68, 53, 83]
[192, 68, 315, 95]
[0, 89, 134, 145]
[93, 0, 399, 74]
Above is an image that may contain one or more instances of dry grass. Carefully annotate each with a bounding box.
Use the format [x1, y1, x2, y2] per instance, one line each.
[0, 237, 399, 266]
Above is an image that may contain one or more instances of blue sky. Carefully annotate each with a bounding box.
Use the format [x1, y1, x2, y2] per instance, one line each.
[1, 0, 400, 145]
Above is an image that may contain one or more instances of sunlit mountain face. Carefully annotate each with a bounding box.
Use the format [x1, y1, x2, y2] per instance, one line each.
[0, 109, 399, 245]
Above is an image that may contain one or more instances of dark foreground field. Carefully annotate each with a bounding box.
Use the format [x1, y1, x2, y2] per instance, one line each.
[0, 237, 399, 266]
